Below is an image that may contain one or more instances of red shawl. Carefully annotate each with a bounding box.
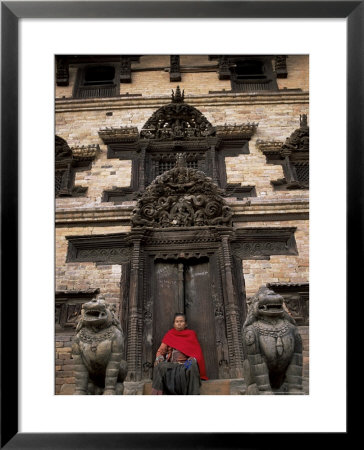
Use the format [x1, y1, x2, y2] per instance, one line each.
[162, 328, 208, 380]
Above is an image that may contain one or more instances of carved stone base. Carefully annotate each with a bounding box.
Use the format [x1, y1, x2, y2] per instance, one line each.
[123, 381, 146, 395]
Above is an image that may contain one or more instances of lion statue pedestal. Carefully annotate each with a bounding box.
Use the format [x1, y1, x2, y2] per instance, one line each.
[242, 286, 303, 395]
[72, 297, 128, 395]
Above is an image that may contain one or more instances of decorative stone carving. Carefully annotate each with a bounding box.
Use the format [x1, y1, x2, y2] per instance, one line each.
[131, 153, 232, 228]
[56, 56, 69, 86]
[242, 286, 303, 394]
[140, 86, 216, 140]
[72, 297, 128, 395]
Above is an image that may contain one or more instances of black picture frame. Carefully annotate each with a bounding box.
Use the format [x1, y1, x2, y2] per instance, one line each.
[1, 1, 359, 448]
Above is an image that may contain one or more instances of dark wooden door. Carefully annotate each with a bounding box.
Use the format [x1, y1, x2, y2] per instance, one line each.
[152, 259, 218, 379]
[184, 261, 218, 379]
[153, 262, 180, 360]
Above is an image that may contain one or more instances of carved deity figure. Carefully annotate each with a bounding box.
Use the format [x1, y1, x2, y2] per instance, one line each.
[242, 286, 303, 395]
[72, 297, 127, 395]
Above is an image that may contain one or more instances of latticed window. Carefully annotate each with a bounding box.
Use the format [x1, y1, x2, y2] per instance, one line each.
[157, 159, 198, 176]
[55, 170, 65, 196]
[74, 65, 119, 99]
[157, 161, 175, 175]
[293, 163, 309, 185]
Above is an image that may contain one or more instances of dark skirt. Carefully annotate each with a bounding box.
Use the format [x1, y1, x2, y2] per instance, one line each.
[152, 360, 201, 395]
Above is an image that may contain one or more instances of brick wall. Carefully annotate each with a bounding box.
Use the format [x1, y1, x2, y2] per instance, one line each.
[55, 333, 75, 395]
[55, 54, 309, 393]
[56, 55, 309, 99]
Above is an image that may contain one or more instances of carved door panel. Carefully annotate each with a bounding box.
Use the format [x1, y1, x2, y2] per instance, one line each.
[151, 259, 220, 379]
[152, 262, 180, 360]
[184, 261, 219, 379]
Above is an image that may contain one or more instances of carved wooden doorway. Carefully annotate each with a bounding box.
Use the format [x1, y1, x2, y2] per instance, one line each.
[151, 258, 219, 379]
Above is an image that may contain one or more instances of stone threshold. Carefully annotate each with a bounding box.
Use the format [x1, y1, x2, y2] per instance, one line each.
[124, 378, 247, 395]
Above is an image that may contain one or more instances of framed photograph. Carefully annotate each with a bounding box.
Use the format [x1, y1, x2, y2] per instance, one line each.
[1, 1, 359, 448]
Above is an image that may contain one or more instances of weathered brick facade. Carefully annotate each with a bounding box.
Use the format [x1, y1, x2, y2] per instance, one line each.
[55, 55, 309, 395]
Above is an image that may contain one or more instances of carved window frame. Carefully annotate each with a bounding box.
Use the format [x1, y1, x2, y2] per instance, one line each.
[55, 290, 100, 333]
[98, 91, 259, 203]
[210, 55, 279, 92]
[215, 139, 256, 198]
[257, 116, 309, 190]
[55, 136, 99, 198]
[229, 56, 278, 92]
[266, 283, 309, 326]
[102, 144, 140, 202]
[269, 154, 309, 190]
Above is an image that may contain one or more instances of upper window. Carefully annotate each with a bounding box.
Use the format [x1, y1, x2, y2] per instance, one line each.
[234, 60, 265, 80]
[229, 56, 278, 92]
[210, 55, 279, 93]
[74, 64, 119, 98]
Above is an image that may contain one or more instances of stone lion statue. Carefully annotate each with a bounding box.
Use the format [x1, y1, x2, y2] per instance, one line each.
[72, 297, 128, 395]
[242, 286, 303, 395]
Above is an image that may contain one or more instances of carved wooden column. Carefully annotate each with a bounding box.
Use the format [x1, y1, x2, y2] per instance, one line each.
[138, 142, 148, 190]
[177, 263, 185, 312]
[170, 55, 181, 82]
[126, 233, 144, 381]
[275, 56, 288, 78]
[218, 56, 231, 80]
[219, 233, 244, 378]
[56, 56, 69, 86]
[120, 56, 132, 83]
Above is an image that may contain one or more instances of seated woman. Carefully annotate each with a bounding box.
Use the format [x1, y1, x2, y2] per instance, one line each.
[151, 313, 208, 395]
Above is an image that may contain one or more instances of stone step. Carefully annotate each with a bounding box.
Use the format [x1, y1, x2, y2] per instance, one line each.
[142, 378, 246, 395]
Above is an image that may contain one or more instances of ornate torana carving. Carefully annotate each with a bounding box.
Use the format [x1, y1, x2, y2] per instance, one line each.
[140, 87, 216, 140]
[242, 286, 303, 395]
[72, 297, 128, 395]
[131, 153, 232, 228]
